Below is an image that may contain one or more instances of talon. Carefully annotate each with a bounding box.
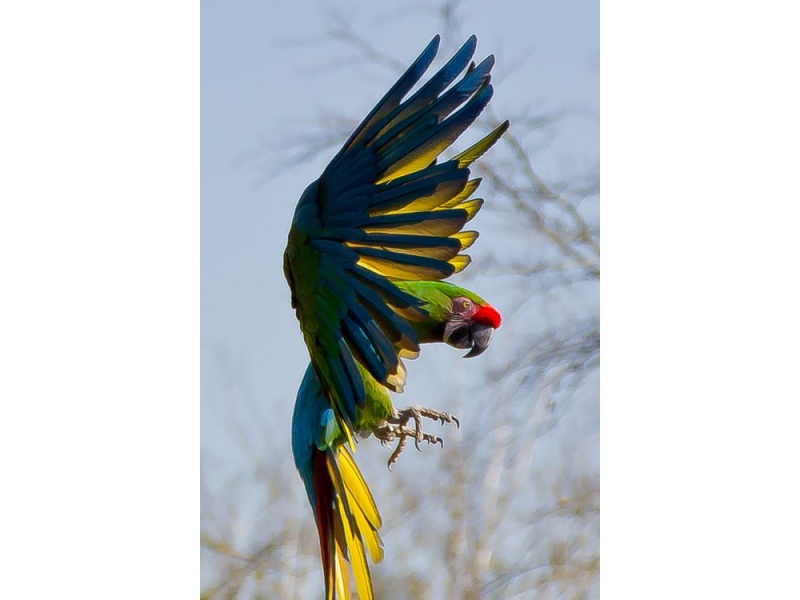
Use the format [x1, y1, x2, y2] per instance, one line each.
[386, 436, 407, 470]
[374, 404, 459, 467]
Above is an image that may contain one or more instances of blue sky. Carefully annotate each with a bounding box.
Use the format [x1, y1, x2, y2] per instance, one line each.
[3, 1, 798, 598]
[200, 1, 600, 595]
[201, 0, 599, 477]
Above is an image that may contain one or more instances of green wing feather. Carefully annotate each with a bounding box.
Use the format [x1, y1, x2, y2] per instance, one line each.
[284, 34, 508, 438]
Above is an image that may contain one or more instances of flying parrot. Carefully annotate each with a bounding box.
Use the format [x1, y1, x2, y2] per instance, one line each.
[283, 33, 508, 447]
[292, 281, 501, 600]
[283, 33, 507, 600]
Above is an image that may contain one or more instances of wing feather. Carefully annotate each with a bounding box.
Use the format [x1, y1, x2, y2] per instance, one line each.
[285, 36, 506, 436]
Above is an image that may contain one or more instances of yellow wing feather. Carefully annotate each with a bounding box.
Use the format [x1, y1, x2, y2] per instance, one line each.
[356, 254, 452, 281]
[449, 254, 471, 274]
[346, 241, 460, 262]
[453, 121, 509, 167]
[368, 179, 468, 217]
[454, 198, 483, 222]
[453, 230, 479, 250]
[362, 214, 467, 238]
[441, 178, 480, 208]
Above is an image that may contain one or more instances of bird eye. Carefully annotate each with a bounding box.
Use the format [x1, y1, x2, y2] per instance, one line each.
[461, 299, 471, 310]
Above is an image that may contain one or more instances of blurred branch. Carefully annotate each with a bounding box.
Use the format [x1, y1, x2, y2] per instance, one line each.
[205, 2, 599, 599]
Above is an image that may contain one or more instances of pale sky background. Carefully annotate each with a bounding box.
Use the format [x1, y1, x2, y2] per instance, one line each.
[201, 0, 599, 478]
[3, 2, 799, 598]
[200, 0, 600, 595]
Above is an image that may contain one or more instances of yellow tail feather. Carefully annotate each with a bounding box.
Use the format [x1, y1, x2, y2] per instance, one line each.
[321, 446, 384, 600]
[333, 548, 350, 600]
[336, 492, 372, 600]
[338, 449, 383, 532]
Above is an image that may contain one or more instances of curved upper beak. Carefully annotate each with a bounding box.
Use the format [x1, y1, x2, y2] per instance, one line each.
[463, 321, 495, 358]
[443, 319, 497, 358]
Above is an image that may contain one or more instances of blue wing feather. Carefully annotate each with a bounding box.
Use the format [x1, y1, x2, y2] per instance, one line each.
[332, 36, 441, 156]
[374, 36, 477, 138]
[285, 36, 506, 436]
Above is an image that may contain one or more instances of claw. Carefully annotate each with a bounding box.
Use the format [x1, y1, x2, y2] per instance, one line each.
[387, 436, 407, 471]
[371, 404, 459, 468]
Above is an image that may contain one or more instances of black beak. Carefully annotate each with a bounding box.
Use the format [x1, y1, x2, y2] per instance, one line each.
[443, 320, 496, 358]
[463, 322, 494, 358]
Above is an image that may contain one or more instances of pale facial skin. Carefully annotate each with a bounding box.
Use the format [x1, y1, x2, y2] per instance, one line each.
[443, 296, 501, 358]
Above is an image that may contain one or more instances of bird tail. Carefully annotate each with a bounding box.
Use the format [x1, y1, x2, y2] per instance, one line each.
[311, 445, 384, 600]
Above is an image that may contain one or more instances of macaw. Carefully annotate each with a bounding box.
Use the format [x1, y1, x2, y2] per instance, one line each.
[283, 34, 509, 449]
[292, 281, 501, 600]
[284, 33, 507, 600]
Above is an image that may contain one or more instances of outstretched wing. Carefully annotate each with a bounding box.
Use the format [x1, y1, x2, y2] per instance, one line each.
[284, 35, 508, 437]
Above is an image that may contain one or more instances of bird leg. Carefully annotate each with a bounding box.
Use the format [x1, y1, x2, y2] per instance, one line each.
[371, 405, 460, 470]
[392, 405, 461, 443]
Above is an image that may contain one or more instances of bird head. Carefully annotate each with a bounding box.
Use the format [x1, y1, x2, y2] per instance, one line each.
[442, 295, 502, 358]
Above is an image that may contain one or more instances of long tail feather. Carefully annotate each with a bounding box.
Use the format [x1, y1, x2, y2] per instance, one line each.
[311, 447, 384, 600]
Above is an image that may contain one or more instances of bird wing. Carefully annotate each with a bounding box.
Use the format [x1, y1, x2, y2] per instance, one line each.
[284, 34, 508, 438]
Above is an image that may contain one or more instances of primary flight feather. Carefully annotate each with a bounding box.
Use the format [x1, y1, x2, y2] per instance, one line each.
[284, 34, 508, 443]
[284, 35, 507, 599]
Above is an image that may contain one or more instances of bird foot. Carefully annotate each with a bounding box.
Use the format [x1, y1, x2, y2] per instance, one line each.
[372, 405, 460, 470]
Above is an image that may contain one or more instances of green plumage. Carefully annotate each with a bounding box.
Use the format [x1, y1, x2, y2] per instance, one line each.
[288, 35, 507, 599]
[284, 35, 508, 440]
[294, 280, 493, 446]
[394, 280, 490, 343]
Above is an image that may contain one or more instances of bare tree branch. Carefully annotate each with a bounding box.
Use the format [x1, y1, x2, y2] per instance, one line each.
[203, 2, 599, 598]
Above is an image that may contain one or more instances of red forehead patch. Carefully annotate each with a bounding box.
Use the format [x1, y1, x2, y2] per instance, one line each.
[473, 304, 501, 328]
